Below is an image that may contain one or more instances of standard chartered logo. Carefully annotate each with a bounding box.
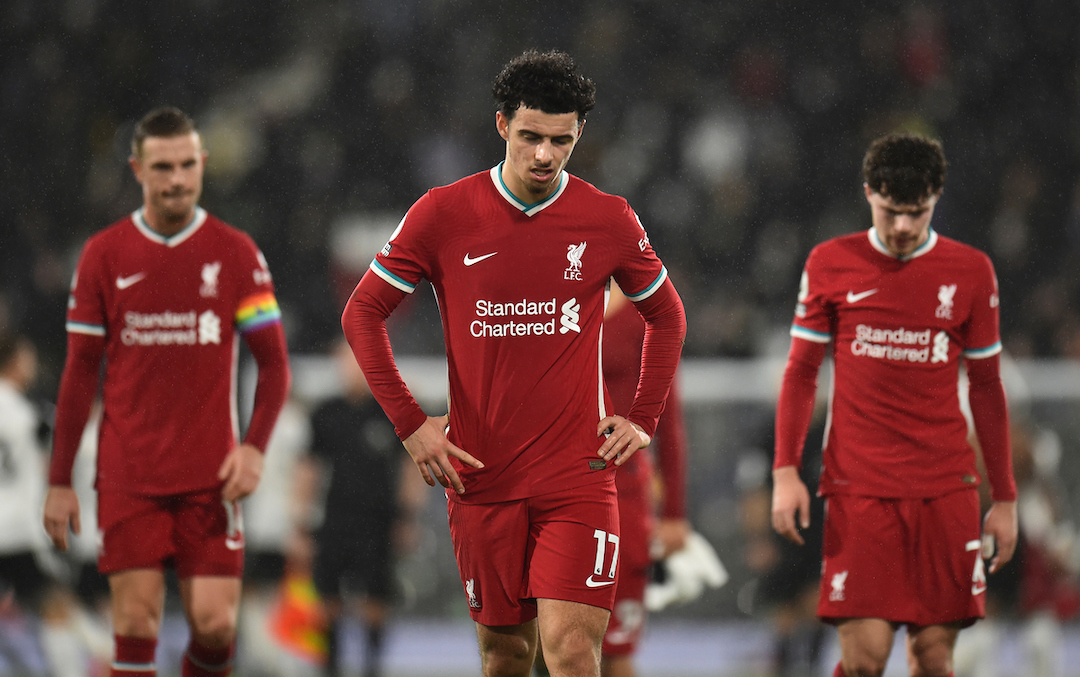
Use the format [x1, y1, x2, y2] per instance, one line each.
[120, 309, 222, 346]
[560, 298, 580, 334]
[931, 331, 949, 363]
[850, 324, 948, 364]
[198, 310, 222, 344]
[470, 297, 581, 338]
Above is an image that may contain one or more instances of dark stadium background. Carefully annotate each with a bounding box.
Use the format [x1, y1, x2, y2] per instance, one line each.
[3, 1, 1079, 675]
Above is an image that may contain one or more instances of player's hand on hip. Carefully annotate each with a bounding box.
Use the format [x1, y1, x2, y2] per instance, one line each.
[982, 500, 1018, 574]
[403, 415, 484, 495]
[43, 486, 81, 552]
[218, 443, 264, 502]
[596, 415, 651, 466]
[771, 466, 811, 545]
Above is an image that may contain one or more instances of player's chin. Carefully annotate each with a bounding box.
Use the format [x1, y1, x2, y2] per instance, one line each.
[160, 199, 193, 217]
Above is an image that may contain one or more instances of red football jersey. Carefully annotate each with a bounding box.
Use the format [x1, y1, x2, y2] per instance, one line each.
[65, 208, 282, 495]
[369, 166, 671, 504]
[791, 228, 1002, 498]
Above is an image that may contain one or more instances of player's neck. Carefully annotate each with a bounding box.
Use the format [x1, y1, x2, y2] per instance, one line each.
[142, 207, 194, 237]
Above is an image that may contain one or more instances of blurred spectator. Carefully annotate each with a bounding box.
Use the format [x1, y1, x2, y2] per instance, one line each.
[303, 339, 425, 677]
[738, 410, 827, 677]
[0, 334, 110, 677]
[238, 397, 320, 677]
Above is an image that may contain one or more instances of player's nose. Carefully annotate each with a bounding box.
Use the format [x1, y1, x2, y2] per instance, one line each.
[893, 214, 917, 232]
[535, 140, 553, 163]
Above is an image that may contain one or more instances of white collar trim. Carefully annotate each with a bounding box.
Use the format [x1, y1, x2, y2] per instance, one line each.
[132, 207, 207, 247]
[868, 226, 938, 261]
[489, 163, 568, 217]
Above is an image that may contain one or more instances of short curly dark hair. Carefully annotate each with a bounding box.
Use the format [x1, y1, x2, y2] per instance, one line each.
[862, 133, 947, 205]
[131, 106, 198, 157]
[492, 50, 596, 122]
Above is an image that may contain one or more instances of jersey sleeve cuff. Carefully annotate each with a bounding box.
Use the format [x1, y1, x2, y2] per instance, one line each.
[369, 260, 417, 294]
[626, 267, 668, 302]
[66, 321, 106, 336]
[790, 324, 831, 343]
[963, 341, 1002, 359]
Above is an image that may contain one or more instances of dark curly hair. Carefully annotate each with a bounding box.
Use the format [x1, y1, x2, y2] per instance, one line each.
[492, 50, 596, 122]
[862, 133, 947, 205]
[131, 106, 198, 157]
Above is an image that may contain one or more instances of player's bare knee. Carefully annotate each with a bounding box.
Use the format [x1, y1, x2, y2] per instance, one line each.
[840, 653, 889, 677]
[479, 643, 534, 677]
[112, 597, 162, 637]
[477, 629, 534, 677]
[187, 607, 237, 647]
[540, 632, 602, 676]
[908, 646, 953, 677]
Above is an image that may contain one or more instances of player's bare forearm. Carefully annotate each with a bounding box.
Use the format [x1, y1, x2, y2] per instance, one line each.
[218, 443, 264, 502]
[43, 486, 81, 551]
[771, 466, 810, 546]
[596, 415, 650, 466]
[402, 415, 484, 494]
[983, 500, 1018, 574]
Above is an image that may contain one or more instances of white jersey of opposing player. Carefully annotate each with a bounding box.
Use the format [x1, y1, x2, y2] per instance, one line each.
[0, 378, 49, 554]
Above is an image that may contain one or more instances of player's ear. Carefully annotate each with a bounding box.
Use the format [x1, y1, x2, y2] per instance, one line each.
[496, 112, 510, 141]
[576, 117, 586, 141]
[862, 182, 873, 201]
[129, 155, 144, 184]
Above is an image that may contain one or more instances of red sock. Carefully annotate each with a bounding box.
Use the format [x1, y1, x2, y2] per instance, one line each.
[181, 639, 234, 677]
[833, 663, 845, 677]
[112, 635, 157, 677]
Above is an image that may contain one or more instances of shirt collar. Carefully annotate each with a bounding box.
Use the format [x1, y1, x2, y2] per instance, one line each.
[132, 207, 207, 247]
[489, 163, 568, 217]
[867, 226, 938, 261]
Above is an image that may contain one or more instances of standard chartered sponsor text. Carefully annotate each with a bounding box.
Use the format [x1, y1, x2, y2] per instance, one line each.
[851, 324, 936, 363]
[122, 310, 198, 345]
[472, 298, 558, 338]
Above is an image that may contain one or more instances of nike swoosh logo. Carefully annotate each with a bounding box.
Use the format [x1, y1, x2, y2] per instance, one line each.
[116, 273, 147, 290]
[846, 289, 878, 303]
[463, 252, 498, 266]
[972, 585, 986, 595]
[585, 575, 616, 588]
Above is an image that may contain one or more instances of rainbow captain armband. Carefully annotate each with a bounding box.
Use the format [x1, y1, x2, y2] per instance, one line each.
[235, 292, 282, 333]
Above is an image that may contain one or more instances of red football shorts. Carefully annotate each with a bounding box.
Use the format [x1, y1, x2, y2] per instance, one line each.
[817, 490, 986, 627]
[603, 459, 655, 656]
[97, 489, 245, 578]
[447, 479, 620, 626]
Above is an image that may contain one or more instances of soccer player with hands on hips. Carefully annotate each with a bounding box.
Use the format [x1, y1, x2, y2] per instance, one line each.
[771, 133, 1017, 677]
[342, 50, 686, 677]
[43, 107, 291, 677]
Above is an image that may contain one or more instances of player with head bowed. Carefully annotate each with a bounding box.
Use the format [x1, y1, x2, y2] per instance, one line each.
[771, 133, 1017, 677]
[341, 50, 686, 677]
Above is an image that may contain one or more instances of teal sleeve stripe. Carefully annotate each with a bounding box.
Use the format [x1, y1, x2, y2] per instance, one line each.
[627, 267, 668, 302]
[790, 324, 831, 343]
[963, 341, 1002, 359]
[370, 260, 416, 293]
[66, 321, 106, 336]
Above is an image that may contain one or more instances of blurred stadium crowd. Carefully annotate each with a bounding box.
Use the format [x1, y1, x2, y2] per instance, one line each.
[2, 0, 1079, 395]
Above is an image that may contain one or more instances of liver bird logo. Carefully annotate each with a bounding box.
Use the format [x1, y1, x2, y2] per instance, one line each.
[566, 242, 587, 271]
